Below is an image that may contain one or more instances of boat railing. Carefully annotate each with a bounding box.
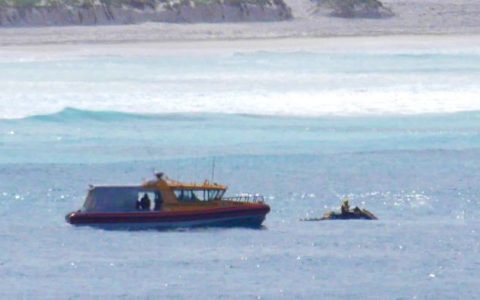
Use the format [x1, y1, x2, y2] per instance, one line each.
[223, 194, 265, 203]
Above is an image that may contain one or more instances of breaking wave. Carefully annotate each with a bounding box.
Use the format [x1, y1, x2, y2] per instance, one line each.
[2, 49, 480, 119]
[9, 107, 480, 124]
[3, 89, 480, 121]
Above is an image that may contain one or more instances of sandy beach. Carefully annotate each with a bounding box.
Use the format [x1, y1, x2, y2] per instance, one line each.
[0, 0, 479, 46]
[1, 34, 480, 63]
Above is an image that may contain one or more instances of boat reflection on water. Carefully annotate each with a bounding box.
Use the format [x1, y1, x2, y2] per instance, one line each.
[65, 172, 270, 230]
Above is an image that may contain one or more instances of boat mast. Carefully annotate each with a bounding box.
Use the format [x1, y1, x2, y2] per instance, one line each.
[211, 157, 216, 182]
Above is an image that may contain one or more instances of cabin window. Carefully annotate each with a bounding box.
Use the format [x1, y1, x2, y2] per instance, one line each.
[207, 190, 225, 201]
[174, 190, 195, 202]
[216, 190, 225, 200]
[136, 191, 163, 211]
[173, 189, 224, 202]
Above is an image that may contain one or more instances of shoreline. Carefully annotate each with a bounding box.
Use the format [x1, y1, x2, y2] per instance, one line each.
[1, 33, 479, 120]
[1, 34, 480, 60]
[1, 23, 480, 47]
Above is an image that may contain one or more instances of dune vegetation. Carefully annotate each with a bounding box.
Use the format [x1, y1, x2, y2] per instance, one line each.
[0, 0, 291, 26]
[0, 0, 280, 9]
[0, 0, 390, 26]
[321, 0, 393, 18]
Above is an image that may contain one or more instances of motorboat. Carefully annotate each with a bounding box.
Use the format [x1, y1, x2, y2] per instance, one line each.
[65, 172, 270, 229]
[301, 198, 377, 221]
[317, 208, 377, 220]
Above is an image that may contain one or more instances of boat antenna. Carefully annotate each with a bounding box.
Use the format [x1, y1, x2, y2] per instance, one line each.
[211, 157, 216, 183]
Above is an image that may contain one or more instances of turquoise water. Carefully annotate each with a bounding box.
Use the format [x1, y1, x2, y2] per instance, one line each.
[1, 50, 480, 298]
[1, 51, 480, 118]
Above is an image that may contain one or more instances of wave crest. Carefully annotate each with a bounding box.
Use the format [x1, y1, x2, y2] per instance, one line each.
[19, 107, 215, 123]
[27, 107, 151, 122]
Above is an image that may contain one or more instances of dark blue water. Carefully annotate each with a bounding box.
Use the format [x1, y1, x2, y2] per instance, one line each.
[1, 109, 479, 298]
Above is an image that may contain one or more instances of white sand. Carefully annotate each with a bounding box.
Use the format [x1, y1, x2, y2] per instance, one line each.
[1, 35, 480, 62]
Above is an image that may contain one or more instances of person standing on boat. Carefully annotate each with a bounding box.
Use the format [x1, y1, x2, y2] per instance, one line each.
[154, 192, 163, 211]
[137, 193, 151, 210]
[341, 197, 350, 214]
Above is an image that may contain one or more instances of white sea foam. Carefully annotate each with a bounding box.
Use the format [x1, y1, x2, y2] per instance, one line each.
[1, 38, 480, 119]
[2, 89, 480, 119]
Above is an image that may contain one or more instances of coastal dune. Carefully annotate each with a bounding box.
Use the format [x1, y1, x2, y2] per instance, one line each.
[0, 0, 479, 45]
[0, 0, 292, 26]
[0, 0, 397, 27]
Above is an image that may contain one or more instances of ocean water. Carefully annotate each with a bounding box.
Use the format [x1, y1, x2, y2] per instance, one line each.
[1, 45, 480, 299]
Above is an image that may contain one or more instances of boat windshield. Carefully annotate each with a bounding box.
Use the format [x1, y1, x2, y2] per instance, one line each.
[174, 189, 225, 202]
[82, 187, 163, 212]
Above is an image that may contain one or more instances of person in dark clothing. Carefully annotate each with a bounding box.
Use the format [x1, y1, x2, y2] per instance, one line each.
[137, 193, 151, 210]
[341, 197, 350, 215]
[154, 192, 163, 211]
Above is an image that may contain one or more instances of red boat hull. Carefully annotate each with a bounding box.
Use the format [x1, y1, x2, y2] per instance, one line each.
[66, 204, 270, 229]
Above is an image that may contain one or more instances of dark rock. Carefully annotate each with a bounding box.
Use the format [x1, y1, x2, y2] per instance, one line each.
[0, 0, 292, 26]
